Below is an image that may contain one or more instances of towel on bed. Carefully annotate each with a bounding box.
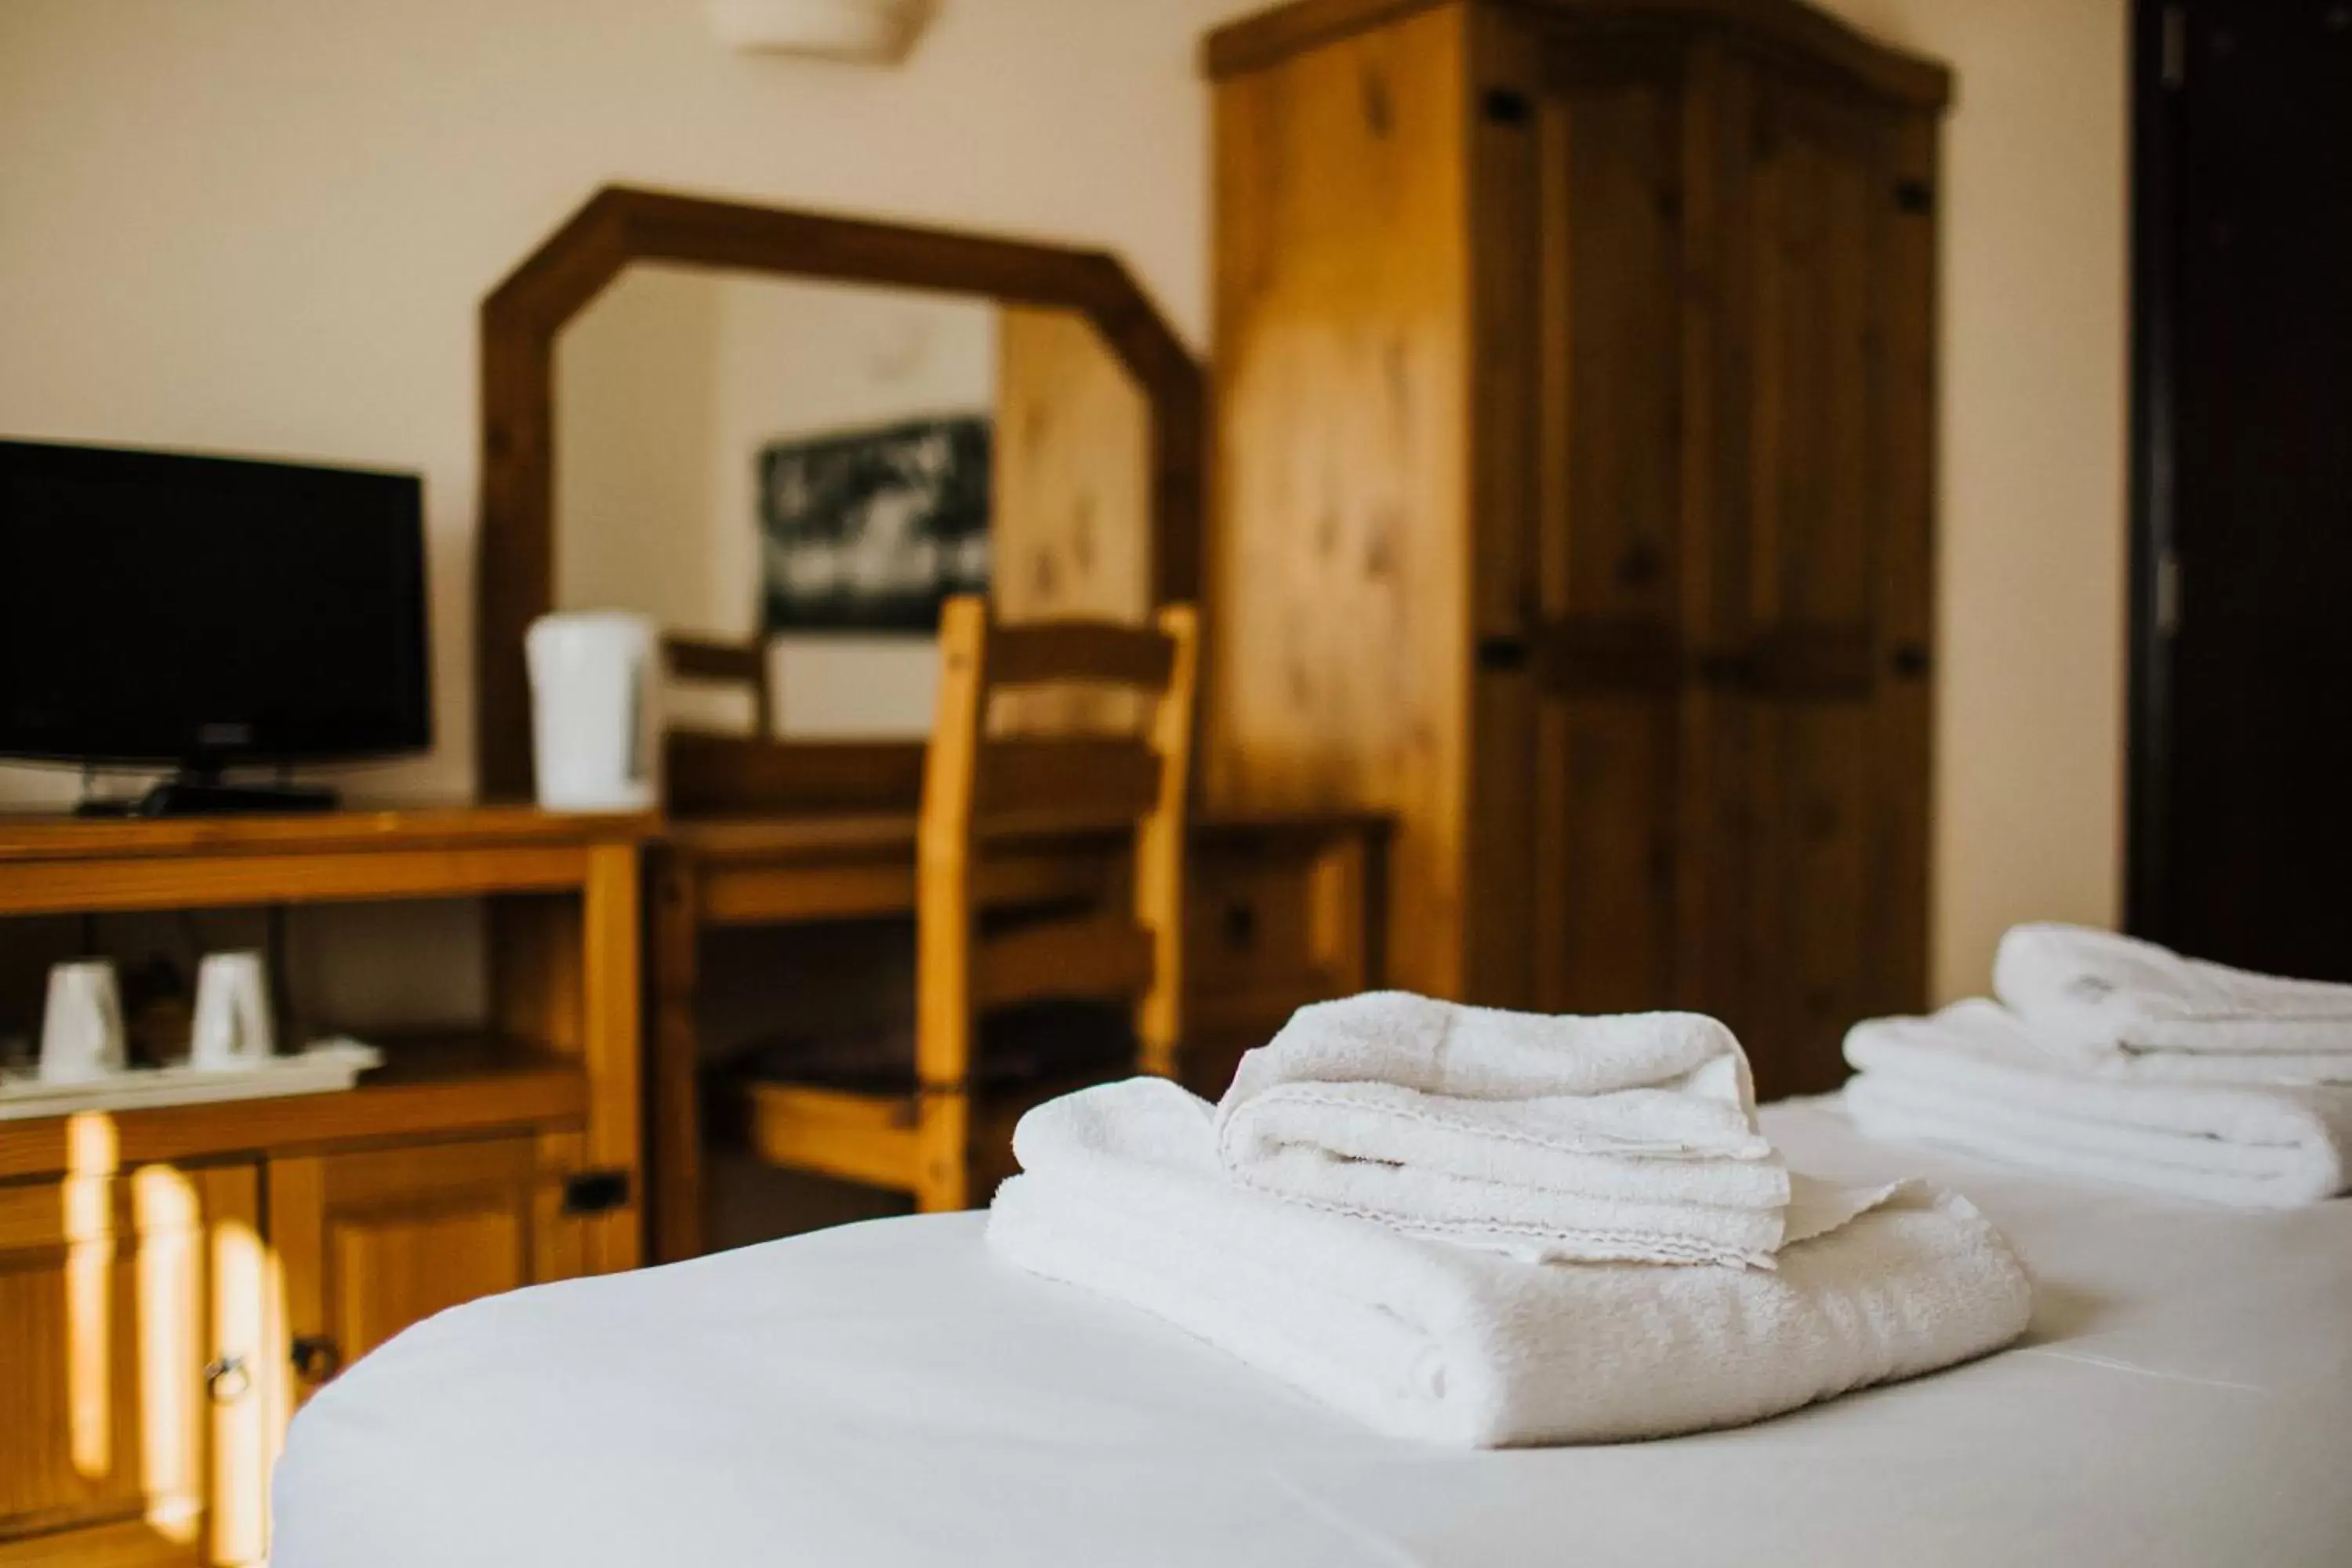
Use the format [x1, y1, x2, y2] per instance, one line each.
[1845, 1000, 2352, 1207]
[991, 1077, 2033, 1447]
[1995, 924, 2352, 1076]
[1214, 993, 1795, 1266]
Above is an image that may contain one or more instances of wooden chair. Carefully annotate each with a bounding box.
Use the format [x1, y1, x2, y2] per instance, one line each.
[740, 594, 1199, 1211]
[662, 633, 775, 738]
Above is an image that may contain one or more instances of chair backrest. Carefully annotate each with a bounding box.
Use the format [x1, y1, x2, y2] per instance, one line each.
[916, 596, 1200, 1101]
[661, 633, 775, 738]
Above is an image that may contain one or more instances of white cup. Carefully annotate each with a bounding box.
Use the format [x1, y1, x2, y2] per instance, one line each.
[191, 951, 276, 1072]
[526, 611, 660, 812]
[38, 960, 127, 1084]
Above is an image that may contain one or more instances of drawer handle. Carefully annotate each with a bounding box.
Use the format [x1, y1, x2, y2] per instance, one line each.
[292, 1334, 343, 1385]
[1475, 635, 1529, 673]
[562, 1169, 633, 1216]
[1221, 902, 1259, 952]
[204, 1354, 252, 1404]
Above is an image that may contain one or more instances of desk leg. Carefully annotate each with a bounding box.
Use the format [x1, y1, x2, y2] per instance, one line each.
[583, 841, 644, 1273]
[650, 855, 704, 1263]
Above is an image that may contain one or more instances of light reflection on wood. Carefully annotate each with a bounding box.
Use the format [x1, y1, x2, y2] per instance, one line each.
[211, 1206, 270, 1563]
[992, 305, 1153, 738]
[132, 1163, 199, 1544]
[63, 1111, 118, 1483]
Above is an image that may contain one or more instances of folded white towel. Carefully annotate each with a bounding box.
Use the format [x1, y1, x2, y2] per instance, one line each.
[1214, 993, 1791, 1266]
[1995, 923, 2352, 1071]
[1845, 1000, 2352, 1207]
[991, 1077, 2033, 1447]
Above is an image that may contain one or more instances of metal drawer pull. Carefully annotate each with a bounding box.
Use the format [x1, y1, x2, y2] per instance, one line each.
[204, 1355, 252, 1404]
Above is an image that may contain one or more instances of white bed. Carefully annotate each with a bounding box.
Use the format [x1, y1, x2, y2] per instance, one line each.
[270, 1099, 2352, 1566]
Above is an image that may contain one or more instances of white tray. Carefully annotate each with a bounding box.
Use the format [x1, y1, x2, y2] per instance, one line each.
[0, 1038, 384, 1120]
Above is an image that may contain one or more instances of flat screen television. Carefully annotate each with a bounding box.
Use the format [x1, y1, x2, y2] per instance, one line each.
[0, 439, 430, 811]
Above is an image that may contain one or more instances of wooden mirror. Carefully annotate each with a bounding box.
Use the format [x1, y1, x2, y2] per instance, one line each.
[474, 184, 1202, 808]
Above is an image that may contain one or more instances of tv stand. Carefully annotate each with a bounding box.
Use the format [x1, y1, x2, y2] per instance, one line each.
[75, 771, 339, 818]
[0, 806, 650, 1566]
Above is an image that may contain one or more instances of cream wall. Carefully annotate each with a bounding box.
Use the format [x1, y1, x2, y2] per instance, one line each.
[0, 0, 2127, 1007]
[554, 266, 726, 633]
[0, 0, 1243, 808]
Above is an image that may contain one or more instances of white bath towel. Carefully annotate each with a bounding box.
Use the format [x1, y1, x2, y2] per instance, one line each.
[990, 1078, 2032, 1447]
[1845, 1000, 2352, 1207]
[1214, 993, 1794, 1266]
[1995, 923, 2352, 1074]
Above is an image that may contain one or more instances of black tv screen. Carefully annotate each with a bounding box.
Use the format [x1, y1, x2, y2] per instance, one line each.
[0, 440, 430, 766]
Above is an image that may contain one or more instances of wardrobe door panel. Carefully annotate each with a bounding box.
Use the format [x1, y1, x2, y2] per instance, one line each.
[1532, 700, 1681, 1012]
[1731, 64, 1902, 1094]
[1857, 108, 1939, 1032]
[1536, 40, 1687, 630]
[1748, 89, 1879, 636]
[1525, 38, 1688, 1015]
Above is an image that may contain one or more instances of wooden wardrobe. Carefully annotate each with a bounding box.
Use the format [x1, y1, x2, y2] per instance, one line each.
[1200, 0, 1949, 1097]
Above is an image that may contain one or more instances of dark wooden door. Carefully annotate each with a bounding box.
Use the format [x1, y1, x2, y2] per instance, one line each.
[1698, 56, 1933, 1096]
[2130, 1, 2352, 980]
[1523, 36, 1688, 1021]
[1517, 39, 1935, 1097]
[1711, 62, 1889, 1094]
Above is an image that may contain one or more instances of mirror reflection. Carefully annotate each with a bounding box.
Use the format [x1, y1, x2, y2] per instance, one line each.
[553, 266, 1149, 741]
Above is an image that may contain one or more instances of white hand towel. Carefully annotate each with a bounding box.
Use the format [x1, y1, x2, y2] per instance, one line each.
[1845, 1000, 2352, 1207]
[990, 1077, 2033, 1448]
[1214, 993, 1789, 1266]
[1995, 923, 2352, 1067]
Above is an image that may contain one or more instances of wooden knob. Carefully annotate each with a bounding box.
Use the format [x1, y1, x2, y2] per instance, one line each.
[291, 1334, 343, 1384]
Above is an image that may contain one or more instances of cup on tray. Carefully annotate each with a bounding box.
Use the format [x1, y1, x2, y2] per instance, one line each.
[38, 959, 128, 1084]
[190, 950, 277, 1072]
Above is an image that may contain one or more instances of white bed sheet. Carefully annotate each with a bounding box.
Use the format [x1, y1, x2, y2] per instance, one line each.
[270, 1098, 2352, 1567]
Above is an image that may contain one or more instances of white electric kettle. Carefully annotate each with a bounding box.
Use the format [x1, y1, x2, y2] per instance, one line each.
[524, 612, 660, 812]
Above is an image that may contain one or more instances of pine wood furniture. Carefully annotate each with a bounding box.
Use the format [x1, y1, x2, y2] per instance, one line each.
[648, 798, 1385, 1263]
[1200, 0, 1948, 1097]
[724, 599, 1200, 1215]
[662, 633, 778, 740]
[476, 183, 1204, 804]
[0, 808, 648, 1567]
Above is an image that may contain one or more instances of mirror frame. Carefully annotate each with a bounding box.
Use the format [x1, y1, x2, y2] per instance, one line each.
[474, 183, 1203, 801]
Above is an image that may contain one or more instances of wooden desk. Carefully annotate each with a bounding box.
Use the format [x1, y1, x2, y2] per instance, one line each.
[0, 807, 650, 1568]
[648, 808, 1387, 1262]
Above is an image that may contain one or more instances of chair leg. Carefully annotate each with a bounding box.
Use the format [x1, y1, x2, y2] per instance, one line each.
[914, 1089, 973, 1212]
[1137, 1033, 1178, 1081]
[649, 855, 704, 1264]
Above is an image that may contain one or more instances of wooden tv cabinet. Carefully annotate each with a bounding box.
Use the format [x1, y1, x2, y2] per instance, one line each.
[0, 807, 649, 1568]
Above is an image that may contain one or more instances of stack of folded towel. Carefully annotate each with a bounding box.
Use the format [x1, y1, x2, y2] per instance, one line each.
[989, 992, 2032, 1448]
[1845, 924, 2352, 1207]
[1218, 993, 1798, 1265]
[1994, 923, 2352, 1080]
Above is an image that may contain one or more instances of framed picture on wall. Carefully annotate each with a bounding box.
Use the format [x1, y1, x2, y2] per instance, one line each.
[757, 414, 992, 633]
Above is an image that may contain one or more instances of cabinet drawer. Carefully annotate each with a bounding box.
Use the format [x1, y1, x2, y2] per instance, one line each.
[267, 1130, 595, 1413]
[1182, 820, 1385, 1094]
